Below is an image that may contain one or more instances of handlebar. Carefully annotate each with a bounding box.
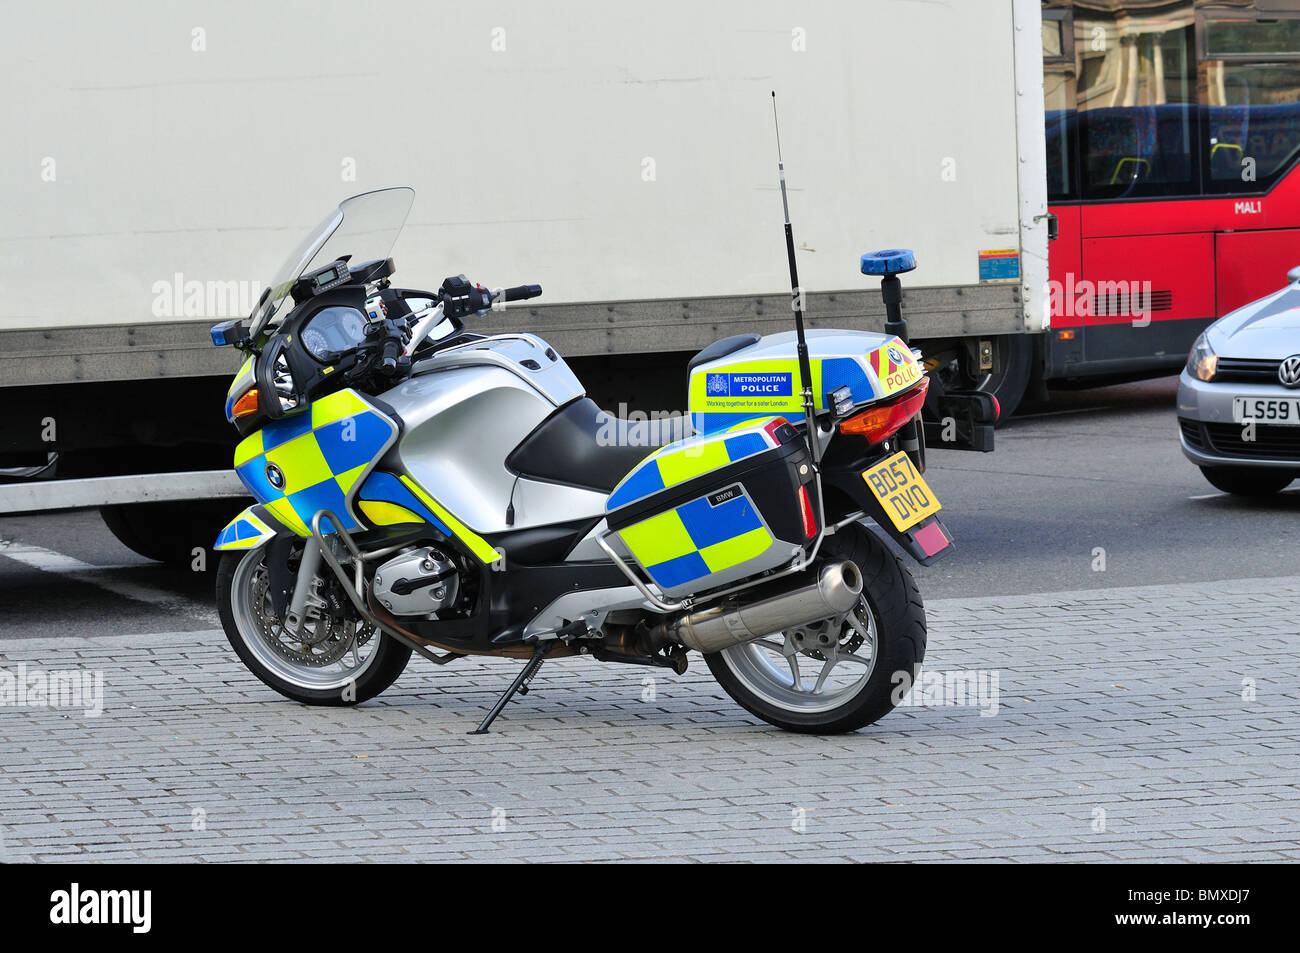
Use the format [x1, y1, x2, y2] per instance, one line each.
[401, 279, 543, 357]
[500, 284, 543, 303]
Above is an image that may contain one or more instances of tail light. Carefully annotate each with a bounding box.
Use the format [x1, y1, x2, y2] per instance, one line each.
[839, 377, 929, 443]
[230, 387, 260, 419]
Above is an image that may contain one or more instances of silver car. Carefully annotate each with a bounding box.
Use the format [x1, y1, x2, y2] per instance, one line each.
[1178, 269, 1300, 496]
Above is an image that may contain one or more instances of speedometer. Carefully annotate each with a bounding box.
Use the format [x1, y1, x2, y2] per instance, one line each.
[301, 306, 368, 363]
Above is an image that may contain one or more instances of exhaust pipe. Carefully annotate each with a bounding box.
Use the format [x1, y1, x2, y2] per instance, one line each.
[648, 560, 863, 654]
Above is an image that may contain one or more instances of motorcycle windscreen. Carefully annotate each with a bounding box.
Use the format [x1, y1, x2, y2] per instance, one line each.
[231, 388, 398, 536]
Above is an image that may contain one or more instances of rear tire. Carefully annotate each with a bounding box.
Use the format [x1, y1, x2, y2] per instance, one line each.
[1199, 466, 1296, 497]
[705, 523, 927, 734]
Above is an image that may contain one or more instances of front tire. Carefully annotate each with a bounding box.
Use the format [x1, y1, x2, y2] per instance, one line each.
[1199, 466, 1296, 497]
[217, 546, 411, 706]
[705, 523, 926, 733]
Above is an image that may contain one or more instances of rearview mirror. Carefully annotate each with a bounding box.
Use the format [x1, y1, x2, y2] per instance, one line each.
[1289, 265, 1300, 284]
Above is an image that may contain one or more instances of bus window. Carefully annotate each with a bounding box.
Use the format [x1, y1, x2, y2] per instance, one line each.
[1201, 13, 1300, 195]
[1043, 9, 1077, 201]
[1076, 18, 1199, 200]
[1204, 17, 1300, 58]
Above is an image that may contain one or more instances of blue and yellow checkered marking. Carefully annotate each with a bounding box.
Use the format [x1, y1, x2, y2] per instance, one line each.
[356, 471, 448, 534]
[606, 420, 782, 511]
[616, 490, 773, 593]
[213, 508, 275, 550]
[231, 389, 397, 536]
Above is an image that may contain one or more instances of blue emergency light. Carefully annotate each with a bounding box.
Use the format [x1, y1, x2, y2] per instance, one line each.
[860, 249, 917, 275]
[210, 319, 247, 347]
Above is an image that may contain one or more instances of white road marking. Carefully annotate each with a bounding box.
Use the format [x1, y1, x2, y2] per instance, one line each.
[0, 541, 186, 606]
[1187, 492, 1227, 500]
[0, 542, 138, 574]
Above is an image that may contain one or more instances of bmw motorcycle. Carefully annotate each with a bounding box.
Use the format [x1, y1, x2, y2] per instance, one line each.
[210, 187, 954, 734]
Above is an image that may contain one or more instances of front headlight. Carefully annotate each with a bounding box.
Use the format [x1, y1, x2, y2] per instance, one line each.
[1187, 333, 1218, 382]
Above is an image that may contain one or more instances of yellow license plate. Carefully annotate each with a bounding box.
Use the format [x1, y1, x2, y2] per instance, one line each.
[861, 451, 941, 532]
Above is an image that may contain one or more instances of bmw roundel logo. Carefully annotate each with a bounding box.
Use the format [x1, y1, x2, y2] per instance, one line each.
[1279, 354, 1300, 389]
[265, 463, 285, 490]
[887, 346, 904, 365]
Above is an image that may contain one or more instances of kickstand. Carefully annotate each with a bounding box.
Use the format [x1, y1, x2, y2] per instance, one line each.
[469, 644, 549, 734]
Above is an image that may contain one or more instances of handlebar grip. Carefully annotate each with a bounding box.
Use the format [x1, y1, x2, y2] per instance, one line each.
[502, 284, 543, 303]
[379, 338, 400, 375]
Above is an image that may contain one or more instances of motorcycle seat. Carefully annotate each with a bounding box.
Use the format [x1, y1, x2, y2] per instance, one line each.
[507, 397, 685, 494]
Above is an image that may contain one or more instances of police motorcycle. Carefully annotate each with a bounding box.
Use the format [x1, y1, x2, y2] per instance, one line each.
[209, 186, 954, 734]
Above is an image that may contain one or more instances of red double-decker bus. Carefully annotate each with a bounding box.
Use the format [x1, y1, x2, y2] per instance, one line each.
[1039, 0, 1300, 387]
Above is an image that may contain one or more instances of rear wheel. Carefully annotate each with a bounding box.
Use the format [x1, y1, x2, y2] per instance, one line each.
[705, 523, 926, 733]
[1199, 466, 1296, 497]
[217, 546, 411, 705]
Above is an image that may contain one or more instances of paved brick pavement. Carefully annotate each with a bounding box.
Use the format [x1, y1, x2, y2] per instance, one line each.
[2, 575, 1298, 862]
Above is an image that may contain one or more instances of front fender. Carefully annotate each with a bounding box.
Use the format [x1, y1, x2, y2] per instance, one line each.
[213, 504, 289, 551]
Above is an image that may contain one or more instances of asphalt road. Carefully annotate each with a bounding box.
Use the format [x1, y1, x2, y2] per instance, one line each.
[923, 375, 1300, 597]
[1, 373, 1296, 640]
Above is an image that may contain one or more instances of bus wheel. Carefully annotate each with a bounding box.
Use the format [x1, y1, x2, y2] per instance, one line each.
[976, 334, 1032, 423]
[930, 334, 1032, 424]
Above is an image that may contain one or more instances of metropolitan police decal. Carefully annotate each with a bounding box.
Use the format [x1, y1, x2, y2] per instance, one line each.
[705, 372, 793, 397]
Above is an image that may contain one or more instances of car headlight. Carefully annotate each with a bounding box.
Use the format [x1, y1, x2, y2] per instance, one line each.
[1187, 333, 1218, 382]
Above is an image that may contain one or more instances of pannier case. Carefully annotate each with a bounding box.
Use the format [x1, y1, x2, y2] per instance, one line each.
[605, 416, 819, 599]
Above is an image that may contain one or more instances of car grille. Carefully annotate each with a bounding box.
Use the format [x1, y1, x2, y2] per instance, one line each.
[1215, 357, 1281, 384]
[1202, 421, 1300, 460]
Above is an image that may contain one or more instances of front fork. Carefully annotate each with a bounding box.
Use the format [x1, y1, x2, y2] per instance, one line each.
[284, 537, 324, 635]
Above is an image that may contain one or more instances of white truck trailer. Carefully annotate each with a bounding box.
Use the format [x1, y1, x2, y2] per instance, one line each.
[0, 0, 1048, 562]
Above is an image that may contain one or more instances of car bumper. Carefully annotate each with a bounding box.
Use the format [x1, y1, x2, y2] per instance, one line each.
[1177, 370, 1300, 468]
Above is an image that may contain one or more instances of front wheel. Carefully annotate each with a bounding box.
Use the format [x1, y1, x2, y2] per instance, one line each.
[217, 546, 411, 705]
[705, 523, 926, 733]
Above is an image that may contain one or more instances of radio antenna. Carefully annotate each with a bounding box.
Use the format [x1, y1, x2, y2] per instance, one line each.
[771, 91, 820, 464]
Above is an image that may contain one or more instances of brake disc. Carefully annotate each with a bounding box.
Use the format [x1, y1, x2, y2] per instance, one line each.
[251, 568, 374, 667]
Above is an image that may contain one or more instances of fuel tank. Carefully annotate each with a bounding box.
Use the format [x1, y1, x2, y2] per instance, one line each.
[378, 334, 609, 536]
